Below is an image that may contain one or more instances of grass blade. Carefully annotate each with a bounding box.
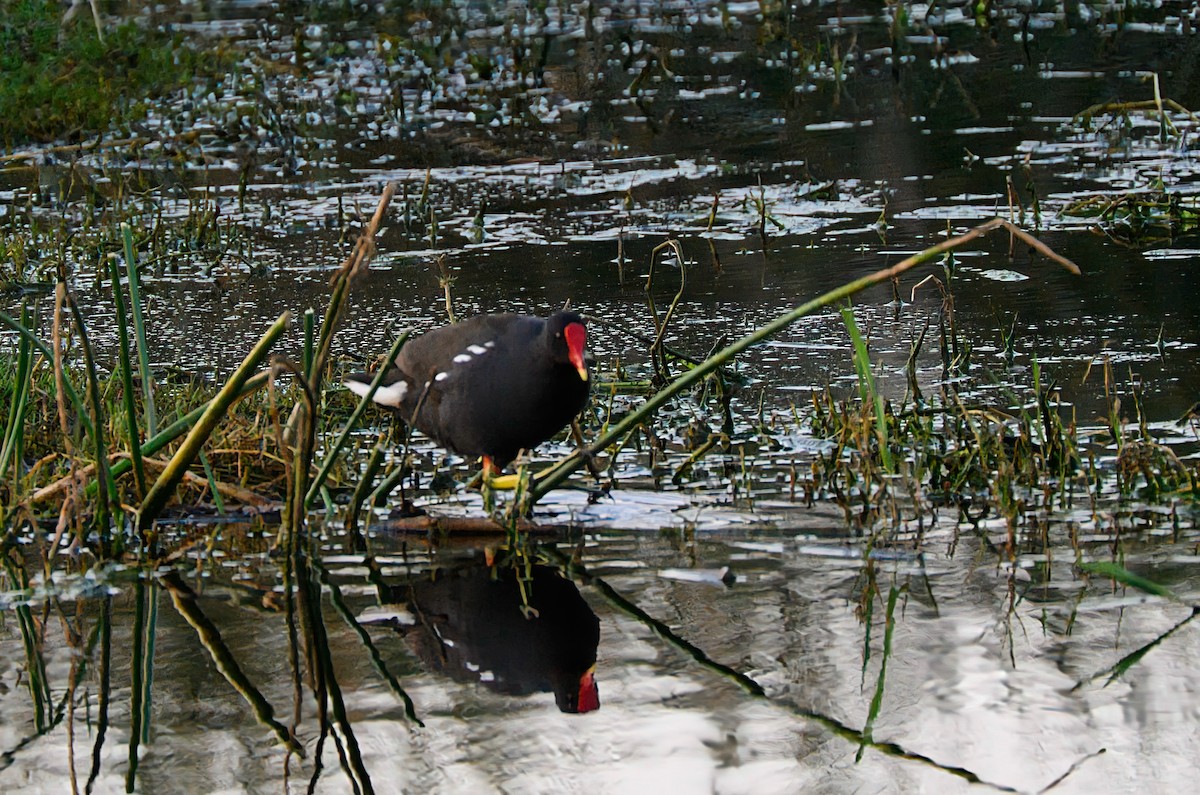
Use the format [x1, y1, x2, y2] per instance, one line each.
[0, 305, 94, 441]
[122, 223, 157, 436]
[0, 305, 33, 488]
[858, 583, 900, 760]
[842, 304, 894, 472]
[108, 256, 147, 498]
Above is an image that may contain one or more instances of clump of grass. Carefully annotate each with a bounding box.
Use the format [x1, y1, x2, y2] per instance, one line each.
[1061, 83, 1199, 244]
[0, 0, 226, 145]
[1062, 189, 1199, 245]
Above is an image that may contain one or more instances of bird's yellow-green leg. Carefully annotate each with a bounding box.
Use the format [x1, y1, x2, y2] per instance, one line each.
[483, 461, 559, 490]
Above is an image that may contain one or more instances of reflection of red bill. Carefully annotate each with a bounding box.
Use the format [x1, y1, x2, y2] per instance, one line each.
[578, 665, 600, 713]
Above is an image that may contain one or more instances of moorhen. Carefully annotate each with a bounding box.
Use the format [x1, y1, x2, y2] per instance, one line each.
[377, 558, 600, 713]
[344, 311, 590, 477]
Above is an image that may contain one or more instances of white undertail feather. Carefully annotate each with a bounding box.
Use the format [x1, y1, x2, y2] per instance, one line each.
[345, 379, 408, 408]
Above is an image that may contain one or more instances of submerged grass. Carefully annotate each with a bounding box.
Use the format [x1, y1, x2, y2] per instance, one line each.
[1063, 82, 1200, 243]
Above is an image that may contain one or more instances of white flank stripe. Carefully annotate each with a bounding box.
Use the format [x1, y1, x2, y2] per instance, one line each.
[345, 379, 408, 408]
[483, 341, 496, 348]
[452, 353, 472, 363]
[434, 371, 449, 381]
[468, 344, 488, 355]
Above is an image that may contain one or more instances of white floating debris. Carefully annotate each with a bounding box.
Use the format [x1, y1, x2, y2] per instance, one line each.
[356, 606, 415, 625]
[978, 269, 1030, 282]
[658, 567, 734, 586]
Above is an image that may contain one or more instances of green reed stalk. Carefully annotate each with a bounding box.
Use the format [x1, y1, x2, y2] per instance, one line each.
[122, 224, 157, 436]
[345, 438, 387, 547]
[533, 218, 1077, 500]
[140, 312, 290, 538]
[281, 351, 373, 788]
[288, 365, 372, 794]
[304, 331, 410, 510]
[86, 596, 113, 793]
[366, 462, 406, 509]
[303, 308, 315, 376]
[1079, 560, 1178, 600]
[198, 448, 226, 515]
[140, 581, 158, 744]
[859, 565, 877, 690]
[0, 307, 93, 441]
[108, 257, 147, 498]
[0, 305, 33, 489]
[65, 290, 114, 547]
[1, 557, 51, 732]
[293, 536, 373, 791]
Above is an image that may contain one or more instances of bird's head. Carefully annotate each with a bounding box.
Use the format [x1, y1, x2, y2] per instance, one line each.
[550, 312, 589, 382]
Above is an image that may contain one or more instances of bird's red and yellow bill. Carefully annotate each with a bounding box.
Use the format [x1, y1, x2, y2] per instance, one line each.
[565, 322, 588, 381]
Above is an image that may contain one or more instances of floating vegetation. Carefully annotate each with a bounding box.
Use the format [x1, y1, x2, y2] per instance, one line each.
[1063, 188, 1200, 245]
[1060, 82, 1200, 243]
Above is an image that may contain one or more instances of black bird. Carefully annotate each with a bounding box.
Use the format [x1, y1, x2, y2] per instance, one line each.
[345, 311, 590, 477]
[381, 559, 601, 713]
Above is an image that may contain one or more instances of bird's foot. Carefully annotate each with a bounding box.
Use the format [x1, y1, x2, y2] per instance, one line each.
[482, 465, 555, 491]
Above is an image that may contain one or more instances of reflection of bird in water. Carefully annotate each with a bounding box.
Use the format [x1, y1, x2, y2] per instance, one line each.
[381, 558, 600, 713]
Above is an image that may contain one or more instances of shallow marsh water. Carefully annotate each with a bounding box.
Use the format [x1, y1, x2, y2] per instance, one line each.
[1, 1, 1199, 793]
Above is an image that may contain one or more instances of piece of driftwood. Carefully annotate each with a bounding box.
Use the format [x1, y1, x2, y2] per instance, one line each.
[32, 454, 279, 510]
[371, 514, 578, 537]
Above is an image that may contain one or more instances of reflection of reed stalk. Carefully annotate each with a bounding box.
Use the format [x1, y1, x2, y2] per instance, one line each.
[160, 572, 303, 755]
[543, 544, 1016, 790]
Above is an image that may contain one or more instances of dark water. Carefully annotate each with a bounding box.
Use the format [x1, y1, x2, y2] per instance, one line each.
[2, 1, 1199, 792]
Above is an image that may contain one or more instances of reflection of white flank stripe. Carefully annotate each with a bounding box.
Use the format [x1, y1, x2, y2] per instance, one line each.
[468, 344, 488, 355]
[452, 353, 472, 363]
[484, 341, 496, 348]
[345, 379, 408, 408]
[434, 371, 449, 381]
